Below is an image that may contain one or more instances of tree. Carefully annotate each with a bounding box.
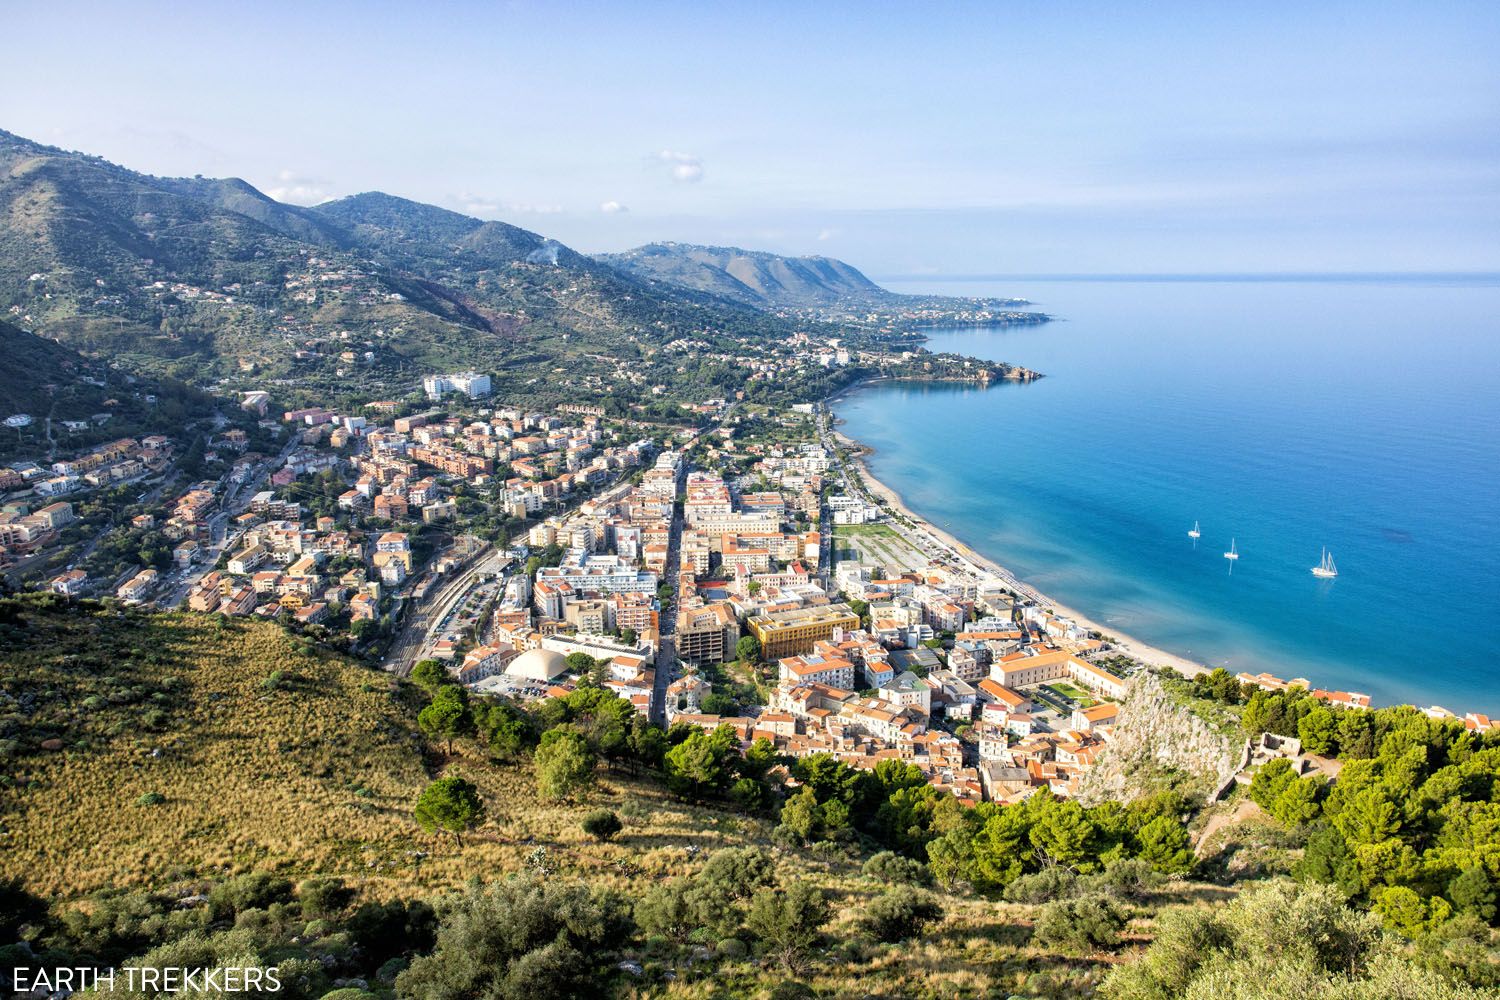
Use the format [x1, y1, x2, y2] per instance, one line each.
[565, 652, 597, 676]
[735, 635, 761, 663]
[397, 877, 629, 1000]
[858, 889, 943, 942]
[1293, 827, 1363, 899]
[746, 880, 830, 972]
[1134, 816, 1194, 875]
[663, 724, 737, 800]
[634, 879, 695, 942]
[419, 686, 474, 754]
[697, 847, 776, 900]
[1448, 867, 1496, 923]
[1271, 774, 1325, 826]
[410, 659, 446, 694]
[778, 787, 823, 843]
[534, 728, 596, 801]
[1298, 705, 1340, 756]
[581, 809, 623, 842]
[1249, 757, 1298, 811]
[619, 627, 637, 646]
[414, 776, 485, 846]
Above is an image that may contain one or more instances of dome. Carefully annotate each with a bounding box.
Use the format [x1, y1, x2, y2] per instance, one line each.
[505, 648, 569, 681]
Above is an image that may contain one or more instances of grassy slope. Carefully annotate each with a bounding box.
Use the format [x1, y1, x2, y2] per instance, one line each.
[0, 595, 1242, 997]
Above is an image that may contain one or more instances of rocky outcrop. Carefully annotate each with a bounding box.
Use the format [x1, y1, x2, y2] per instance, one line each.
[1077, 671, 1241, 806]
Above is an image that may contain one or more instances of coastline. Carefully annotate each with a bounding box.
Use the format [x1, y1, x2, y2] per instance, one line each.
[831, 428, 1211, 682]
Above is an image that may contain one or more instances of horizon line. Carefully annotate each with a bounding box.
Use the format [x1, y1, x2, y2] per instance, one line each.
[873, 271, 1500, 284]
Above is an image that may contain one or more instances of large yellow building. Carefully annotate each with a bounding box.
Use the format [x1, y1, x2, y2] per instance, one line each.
[746, 604, 861, 660]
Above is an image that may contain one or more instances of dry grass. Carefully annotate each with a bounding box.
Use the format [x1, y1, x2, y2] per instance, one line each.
[0, 600, 1241, 998]
[0, 602, 794, 903]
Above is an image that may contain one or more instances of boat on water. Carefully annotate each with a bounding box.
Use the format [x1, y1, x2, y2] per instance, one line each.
[1224, 538, 1239, 560]
[1188, 520, 1201, 539]
[1312, 547, 1338, 578]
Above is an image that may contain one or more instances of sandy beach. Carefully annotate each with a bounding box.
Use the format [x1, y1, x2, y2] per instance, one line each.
[833, 430, 1210, 681]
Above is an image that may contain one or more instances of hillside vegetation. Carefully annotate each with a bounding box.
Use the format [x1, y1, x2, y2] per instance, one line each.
[0, 131, 809, 392]
[2, 595, 1496, 999]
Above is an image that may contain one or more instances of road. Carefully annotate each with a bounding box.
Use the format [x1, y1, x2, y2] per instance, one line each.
[648, 454, 687, 727]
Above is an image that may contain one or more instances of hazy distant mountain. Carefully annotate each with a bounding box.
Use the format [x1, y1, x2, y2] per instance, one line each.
[0, 130, 796, 384]
[596, 242, 892, 309]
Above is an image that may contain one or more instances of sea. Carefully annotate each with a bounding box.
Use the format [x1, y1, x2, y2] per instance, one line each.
[834, 275, 1500, 713]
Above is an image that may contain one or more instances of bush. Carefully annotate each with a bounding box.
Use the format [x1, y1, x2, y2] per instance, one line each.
[1003, 867, 1077, 904]
[859, 888, 944, 943]
[299, 878, 354, 919]
[1092, 857, 1164, 901]
[716, 937, 748, 958]
[1032, 895, 1126, 953]
[208, 873, 294, 921]
[581, 809, 623, 842]
[862, 851, 932, 886]
[136, 791, 166, 806]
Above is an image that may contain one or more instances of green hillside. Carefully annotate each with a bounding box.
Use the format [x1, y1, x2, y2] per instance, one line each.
[2, 593, 1493, 999]
[0, 319, 213, 458]
[0, 131, 809, 394]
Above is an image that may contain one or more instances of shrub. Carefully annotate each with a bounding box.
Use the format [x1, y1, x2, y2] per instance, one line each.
[208, 873, 294, 921]
[1003, 867, 1077, 904]
[862, 851, 932, 886]
[581, 809, 623, 842]
[716, 937, 748, 958]
[859, 888, 944, 943]
[1033, 895, 1127, 953]
[1092, 857, 1165, 901]
[136, 791, 166, 806]
[299, 878, 354, 919]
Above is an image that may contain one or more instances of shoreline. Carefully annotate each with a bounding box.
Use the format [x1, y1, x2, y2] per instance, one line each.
[832, 426, 1213, 681]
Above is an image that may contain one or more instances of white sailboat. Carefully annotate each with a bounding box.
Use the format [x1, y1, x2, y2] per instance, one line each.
[1311, 547, 1338, 578]
[1224, 538, 1239, 561]
[1188, 520, 1201, 540]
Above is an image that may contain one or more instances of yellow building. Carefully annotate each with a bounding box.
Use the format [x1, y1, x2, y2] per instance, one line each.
[746, 604, 860, 660]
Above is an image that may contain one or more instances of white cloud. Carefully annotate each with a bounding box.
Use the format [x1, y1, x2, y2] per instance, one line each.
[266, 170, 333, 205]
[817, 228, 837, 241]
[455, 195, 564, 218]
[656, 149, 704, 183]
[600, 200, 628, 214]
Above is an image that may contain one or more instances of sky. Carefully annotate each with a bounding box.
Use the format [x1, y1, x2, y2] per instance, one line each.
[4, 1, 1498, 277]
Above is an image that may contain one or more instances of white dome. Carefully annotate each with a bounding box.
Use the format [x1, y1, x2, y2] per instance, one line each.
[505, 648, 569, 681]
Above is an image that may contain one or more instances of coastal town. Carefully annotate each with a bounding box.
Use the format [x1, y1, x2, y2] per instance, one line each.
[10, 356, 1489, 816]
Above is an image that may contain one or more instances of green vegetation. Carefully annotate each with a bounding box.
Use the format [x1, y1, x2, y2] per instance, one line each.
[3, 595, 1497, 997]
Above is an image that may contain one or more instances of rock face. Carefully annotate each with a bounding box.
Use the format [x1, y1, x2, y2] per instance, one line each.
[1077, 671, 1240, 806]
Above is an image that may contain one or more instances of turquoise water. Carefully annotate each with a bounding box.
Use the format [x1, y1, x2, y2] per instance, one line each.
[836, 277, 1500, 712]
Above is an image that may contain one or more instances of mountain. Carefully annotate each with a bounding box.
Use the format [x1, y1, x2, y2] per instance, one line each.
[596, 241, 1049, 334]
[0, 130, 798, 392]
[596, 242, 889, 309]
[0, 317, 212, 458]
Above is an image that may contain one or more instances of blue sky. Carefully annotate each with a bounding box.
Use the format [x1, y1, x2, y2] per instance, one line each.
[4, 1, 1498, 275]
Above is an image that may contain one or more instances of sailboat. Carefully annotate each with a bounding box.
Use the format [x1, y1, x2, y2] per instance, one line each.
[1188, 521, 1201, 540]
[1311, 548, 1338, 578]
[1224, 538, 1239, 561]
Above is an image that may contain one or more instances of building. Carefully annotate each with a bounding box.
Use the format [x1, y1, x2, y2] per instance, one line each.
[880, 670, 932, 715]
[423, 372, 492, 400]
[746, 604, 861, 660]
[676, 603, 740, 665]
[778, 653, 857, 691]
[505, 648, 570, 682]
[49, 569, 88, 596]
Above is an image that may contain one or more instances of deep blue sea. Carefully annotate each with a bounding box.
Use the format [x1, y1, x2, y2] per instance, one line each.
[836, 276, 1500, 713]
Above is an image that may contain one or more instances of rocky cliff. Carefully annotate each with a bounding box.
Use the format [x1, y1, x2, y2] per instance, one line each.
[1077, 670, 1242, 806]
